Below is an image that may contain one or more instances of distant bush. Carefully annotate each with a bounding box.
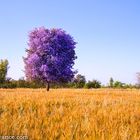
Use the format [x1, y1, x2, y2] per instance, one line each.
[0, 77, 137, 89]
[113, 81, 124, 88]
[85, 80, 101, 89]
[73, 74, 86, 88]
[0, 78, 45, 89]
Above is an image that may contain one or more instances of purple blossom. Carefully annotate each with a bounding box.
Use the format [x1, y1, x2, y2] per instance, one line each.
[24, 27, 77, 90]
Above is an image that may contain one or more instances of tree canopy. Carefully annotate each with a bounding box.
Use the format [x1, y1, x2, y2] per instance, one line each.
[24, 27, 77, 91]
[0, 59, 9, 83]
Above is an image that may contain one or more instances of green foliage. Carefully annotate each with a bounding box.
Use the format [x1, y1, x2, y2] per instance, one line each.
[0, 59, 9, 83]
[85, 80, 101, 89]
[113, 81, 125, 88]
[0, 59, 137, 89]
[109, 77, 114, 88]
[73, 74, 86, 88]
[123, 84, 134, 89]
[108, 78, 135, 89]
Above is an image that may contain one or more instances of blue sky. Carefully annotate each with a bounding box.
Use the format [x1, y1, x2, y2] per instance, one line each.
[0, 0, 140, 84]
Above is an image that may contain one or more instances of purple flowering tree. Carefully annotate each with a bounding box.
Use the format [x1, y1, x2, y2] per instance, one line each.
[24, 27, 77, 91]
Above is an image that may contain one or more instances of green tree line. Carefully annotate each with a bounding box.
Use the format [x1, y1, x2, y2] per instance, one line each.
[0, 59, 138, 89]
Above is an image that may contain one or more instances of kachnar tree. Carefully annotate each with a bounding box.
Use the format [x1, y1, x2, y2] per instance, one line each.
[24, 27, 77, 91]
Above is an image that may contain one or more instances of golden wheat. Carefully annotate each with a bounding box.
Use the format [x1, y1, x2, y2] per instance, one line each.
[0, 89, 140, 140]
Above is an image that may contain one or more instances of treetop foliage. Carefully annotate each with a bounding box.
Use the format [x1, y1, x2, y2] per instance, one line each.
[24, 27, 77, 87]
[0, 59, 9, 83]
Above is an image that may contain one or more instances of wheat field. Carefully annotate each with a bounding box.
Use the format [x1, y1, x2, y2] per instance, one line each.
[0, 89, 140, 140]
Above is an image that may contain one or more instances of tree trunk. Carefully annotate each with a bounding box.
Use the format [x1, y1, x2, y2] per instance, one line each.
[46, 82, 50, 91]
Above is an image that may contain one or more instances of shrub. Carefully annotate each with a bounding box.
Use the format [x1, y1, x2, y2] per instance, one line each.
[85, 80, 101, 89]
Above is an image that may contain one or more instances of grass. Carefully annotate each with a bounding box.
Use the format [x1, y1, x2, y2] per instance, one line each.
[0, 88, 140, 140]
